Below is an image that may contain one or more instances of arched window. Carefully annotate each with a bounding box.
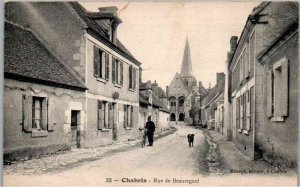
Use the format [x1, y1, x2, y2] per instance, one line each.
[178, 97, 184, 107]
[169, 97, 176, 107]
[179, 113, 184, 121]
[170, 113, 176, 121]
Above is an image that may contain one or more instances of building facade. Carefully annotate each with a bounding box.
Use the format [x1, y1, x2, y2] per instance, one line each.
[200, 73, 225, 130]
[224, 2, 298, 169]
[4, 21, 87, 162]
[5, 2, 142, 161]
[257, 21, 298, 169]
[168, 38, 203, 124]
[139, 81, 170, 132]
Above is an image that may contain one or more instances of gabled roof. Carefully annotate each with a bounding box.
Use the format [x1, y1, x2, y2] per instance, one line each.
[139, 93, 150, 105]
[152, 84, 167, 98]
[68, 2, 140, 65]
[4, 22, 86, 91]
[170, 73, 190, 94]
[152, 93, 169, 113]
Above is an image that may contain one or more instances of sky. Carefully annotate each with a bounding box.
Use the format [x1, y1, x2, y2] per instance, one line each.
[81, 1, 261, 89]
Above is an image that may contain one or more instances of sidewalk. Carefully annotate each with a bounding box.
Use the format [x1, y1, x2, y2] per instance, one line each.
[4, 127, 176, 175]
[205, 130, 291, 176]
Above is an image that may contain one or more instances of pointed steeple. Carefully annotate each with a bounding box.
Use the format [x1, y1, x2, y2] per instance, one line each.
[180, 37, 193, 77]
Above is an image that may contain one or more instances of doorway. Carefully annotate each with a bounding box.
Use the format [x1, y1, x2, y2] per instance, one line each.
[71, 110, 80, 148]
[179, 113, 184, 121]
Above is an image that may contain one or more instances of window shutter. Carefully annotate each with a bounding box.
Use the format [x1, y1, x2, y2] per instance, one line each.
[94, 46, 100, 77]
[105, 53, 109, 80]
[279, 59, 289, 116]
[23, 95, 32, 132]
[240, 96, 243, 130]
[133, 68, 136, 90]
[129, 66, 132, 89]
[98, 101, 103, 130]
[116, 60, 119, 84]
[41, 98, 48, 130]
[47, 98, 54, 131]
[130, 106, 133, 127]
[124, 105, 127, 128]
[246, 91, 251, 131]
[112, 57, 116, 83]
[120, 61, 123, 85]
[236, 97, 240, 129]
[267, 70, 273, 117]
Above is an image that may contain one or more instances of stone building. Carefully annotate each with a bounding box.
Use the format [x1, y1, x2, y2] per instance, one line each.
[200, 73, 225, 130]
[223, 2, 298, 169]
[257, 21, 298, 169]
[5, 2, 142, 160]
[4, 21, 87, 162]
[139, 81, 170, 132]
[168, 37, 204, 124]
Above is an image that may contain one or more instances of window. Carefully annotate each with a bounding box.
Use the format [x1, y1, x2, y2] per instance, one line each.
[98, 100, 110, 130]
[32, 97, 44, 130]
[112, 57, 123, 85]
[239, 57, 243, 84]
[22, 95, 51, 136]
[170, 97, 176, 107]
[124, 105, 133, 128]
[249, 31, 255, 76]
[94, 45, 109, 80]
[129, 65, 136, 90]
[267, 57, 289, 121]
[243, 45, 249, 79]
[236, 97, 240, 131]
[179, 98, 184, 107]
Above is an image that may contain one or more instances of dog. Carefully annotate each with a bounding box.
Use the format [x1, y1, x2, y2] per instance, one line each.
[187, 134, 195, 147]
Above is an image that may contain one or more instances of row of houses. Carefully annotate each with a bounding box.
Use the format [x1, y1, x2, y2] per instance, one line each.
[4, 2, 169, 162]
[194, 2, 298, 171]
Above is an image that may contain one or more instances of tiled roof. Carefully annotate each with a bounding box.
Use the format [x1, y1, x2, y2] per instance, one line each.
[152, 84, 167, 98]
[202, 78, 225, 107]
[4, 22, 86, 90]
[139, 93, 150, 105]
[152, 94, 169, 113]
[69, 2, 139, 65]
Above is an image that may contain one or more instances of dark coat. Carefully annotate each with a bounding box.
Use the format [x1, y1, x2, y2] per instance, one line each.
[145, 121, 155, 133]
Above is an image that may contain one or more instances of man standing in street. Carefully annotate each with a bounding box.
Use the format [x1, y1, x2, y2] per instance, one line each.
[145, 116, 156, 146]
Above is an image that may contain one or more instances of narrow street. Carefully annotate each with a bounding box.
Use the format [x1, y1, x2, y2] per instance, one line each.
[4, 125, 209, 186]
[4, 125, 296, 186]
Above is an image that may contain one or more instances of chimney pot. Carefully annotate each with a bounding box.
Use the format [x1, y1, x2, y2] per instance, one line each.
[230, 36, 238, 52]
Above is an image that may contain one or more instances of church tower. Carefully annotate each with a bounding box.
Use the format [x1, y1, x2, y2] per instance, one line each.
[180, 37, 197, 91]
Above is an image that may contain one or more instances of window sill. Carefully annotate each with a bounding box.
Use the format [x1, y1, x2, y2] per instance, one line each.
[125, 127, 132, 130]
[243, 130, 249, 135]
[100, 128, 111, 132]
[129, 88, 135, 92]
[97, 78, 107, 83]
[32, 130, 48, 138]
[271, 116, 284, 122]
[114, 84, 122, 88]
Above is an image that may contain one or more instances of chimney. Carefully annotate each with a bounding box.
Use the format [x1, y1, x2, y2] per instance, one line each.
[166, 86, 169, 97]
[139, 67, 142, 83]
[198, 81, 202, 88]
[230, 36, 238, 52]
[98, 6, 122, 44]
[146, 81, 152, 105]
[216, 73, 225, 84]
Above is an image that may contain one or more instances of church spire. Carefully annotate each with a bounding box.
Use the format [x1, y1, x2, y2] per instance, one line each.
[180, 36, 193, 77]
